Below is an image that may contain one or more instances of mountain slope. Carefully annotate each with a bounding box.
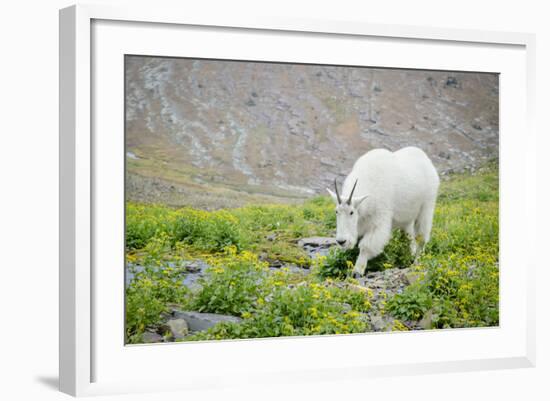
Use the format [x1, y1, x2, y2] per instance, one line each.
[125, 56, 498, 208]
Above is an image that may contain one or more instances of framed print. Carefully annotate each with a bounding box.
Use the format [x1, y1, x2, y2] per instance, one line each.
[59, 4, 536, 397]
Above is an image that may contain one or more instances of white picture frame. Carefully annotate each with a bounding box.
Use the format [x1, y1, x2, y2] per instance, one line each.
[59, 3, 536, 397]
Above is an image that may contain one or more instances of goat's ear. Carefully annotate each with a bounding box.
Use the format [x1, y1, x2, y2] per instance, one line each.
[352, 195, 368, 208]
[326, 188, 338, 204]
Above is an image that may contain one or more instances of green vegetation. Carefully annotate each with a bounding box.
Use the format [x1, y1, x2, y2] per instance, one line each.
[187, 253, 371, 340]
[126, 196, 336, 265]
[125, 262, 191, 343]
[125, 163, 499, 343]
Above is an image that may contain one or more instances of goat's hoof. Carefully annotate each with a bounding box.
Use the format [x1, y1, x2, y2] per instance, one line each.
[351, 271, 362, 279]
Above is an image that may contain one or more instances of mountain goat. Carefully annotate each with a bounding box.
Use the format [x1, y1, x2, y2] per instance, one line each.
[327, 147, 439, 277]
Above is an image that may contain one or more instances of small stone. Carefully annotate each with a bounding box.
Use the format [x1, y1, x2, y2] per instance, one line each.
[370, 315, 383, 330]
[347, 283, 369, 293]
[142, 331, 163, 343]
[419, 309, 433, 330]
[370, 314, 392, 331]
[270, 260, 283, 268]
[404, 271, 422, 285]
[166, 319, 189, 339]
[445, 76, 459, 88]
[185, 261, 201, 273]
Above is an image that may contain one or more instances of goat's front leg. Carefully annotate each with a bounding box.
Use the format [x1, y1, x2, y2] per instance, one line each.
[352, 247, 370, 277]
[352, 218, 392, 277]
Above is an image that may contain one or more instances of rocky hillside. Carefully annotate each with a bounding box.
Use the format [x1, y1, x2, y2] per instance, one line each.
[125, 56, 498, 208]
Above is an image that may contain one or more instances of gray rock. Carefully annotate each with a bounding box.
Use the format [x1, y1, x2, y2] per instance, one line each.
[270, 264, 310, 275]
[185, 261, 203, 273]
[298, 237, 337, 248]
[303, 245, 333, 259]
[166, 318, 189, 339]
[419, 309, 433, 330]
[171, 310, 242, 332]
[269, 260, 283, 268]
[404, 270, 422, 285]
[266, 233, 277, 241]
[370, 314, 392, 331]
[341, 303, 352, 312]
[142, 331, 163, 343]
[347, 283, 370, 293]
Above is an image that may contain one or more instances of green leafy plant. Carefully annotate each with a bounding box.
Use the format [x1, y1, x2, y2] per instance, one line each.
[187, 281, 371, 340]
[191, 248, 269, 316]
[125, 264, 190, 343]
[314, 247, 359, 279]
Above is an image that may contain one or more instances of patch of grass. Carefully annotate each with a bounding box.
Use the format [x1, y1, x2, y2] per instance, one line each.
[126, 204, 247, 252]
[191, 248, 270, 316]
[437, 161, 498, 203]
[313, 247, 359, 279]
[186, 280, 370, 340]
[125, 263, 191, 343]
[255, 241, 311, 268]
[126, 196, 336, 266]
[386, 252, 499, 328]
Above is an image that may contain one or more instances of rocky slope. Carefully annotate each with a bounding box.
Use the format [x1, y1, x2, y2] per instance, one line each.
[125, 56, 498, 208]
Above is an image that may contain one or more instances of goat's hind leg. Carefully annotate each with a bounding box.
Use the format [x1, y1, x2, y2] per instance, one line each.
[403, 221, 418, 258]
[414, 199, 436, 256]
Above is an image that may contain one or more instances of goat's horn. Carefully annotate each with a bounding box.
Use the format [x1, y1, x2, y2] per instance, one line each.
[347, 179, 358, 205]
[334, 179, 342, 204]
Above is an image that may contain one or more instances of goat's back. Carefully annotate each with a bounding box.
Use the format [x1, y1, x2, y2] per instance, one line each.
[343, 147, 439, 222]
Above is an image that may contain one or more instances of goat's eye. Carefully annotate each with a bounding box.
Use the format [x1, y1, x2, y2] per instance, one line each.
[350, 211, 354, 215]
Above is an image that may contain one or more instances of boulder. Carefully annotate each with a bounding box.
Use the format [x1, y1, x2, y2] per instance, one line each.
[166, 318, 189, 339]
[142, 331, 163, 343]
[370, 314, 387, 331]
[298, 237, 337, 248]
[171, 310, 242, 332]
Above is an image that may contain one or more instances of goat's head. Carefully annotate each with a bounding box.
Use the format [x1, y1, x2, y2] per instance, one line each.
[326, 179, 368, 249]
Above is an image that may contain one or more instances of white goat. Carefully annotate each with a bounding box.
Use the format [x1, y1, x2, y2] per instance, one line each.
[327, 146, 439, 277]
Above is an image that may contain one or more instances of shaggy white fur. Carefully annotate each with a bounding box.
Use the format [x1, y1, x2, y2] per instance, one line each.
[327, 147, 440, 276]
